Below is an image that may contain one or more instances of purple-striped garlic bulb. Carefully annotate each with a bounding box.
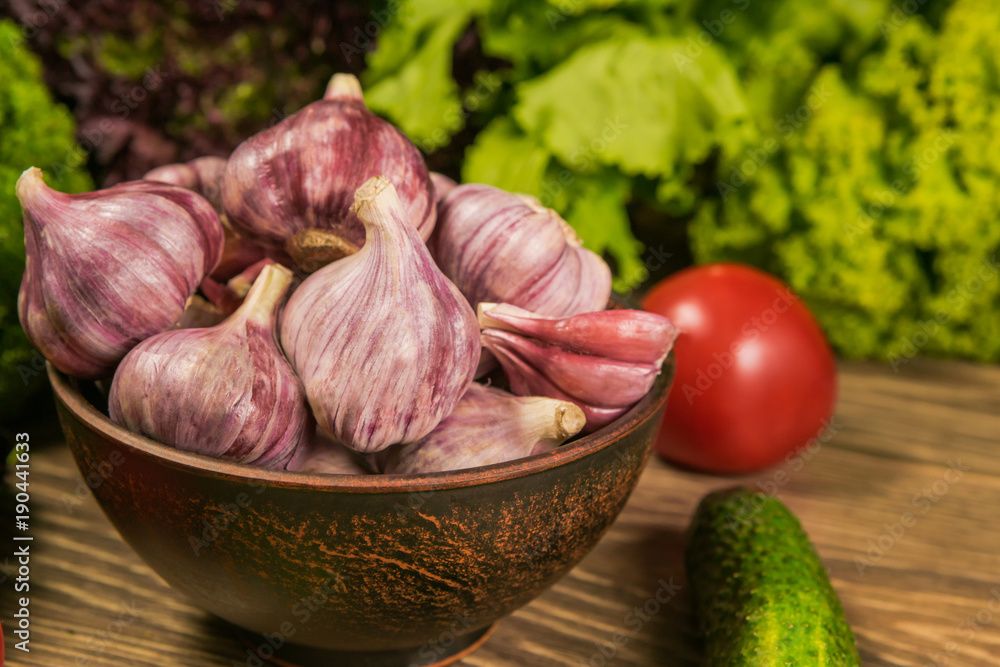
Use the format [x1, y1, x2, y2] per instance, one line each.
[144, 156, 227, 212]
[479, 303, 678, 433]
[144, 156, 271, 282]
[290, 437, 370, 476]
[16, 168, 225, 379]
[281, 176, 479, 453]
[375, 384, 585, 475]
[221, 74, 435, 258]
[109, 264, 312, 470]
[430, 184, 612, 316]
[430, 172, 457, 202]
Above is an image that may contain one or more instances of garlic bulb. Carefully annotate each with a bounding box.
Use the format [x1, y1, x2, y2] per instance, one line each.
[431, 184, 612, 316]
[479, 304, 677, 434]
[281, 176, 479, 453]
[221, 73, 435, 257]
[478, 303, 678, 365]
[290, 437, 370, 476]
[109, 264, 312, 470]
[144, 156, 227, 212]
[17, 168, 225, 379]
[430, 172, 457, 201]
[375, 384, 585, 475]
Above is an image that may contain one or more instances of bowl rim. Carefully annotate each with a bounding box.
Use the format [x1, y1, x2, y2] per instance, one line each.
[48, 355, 672, 493]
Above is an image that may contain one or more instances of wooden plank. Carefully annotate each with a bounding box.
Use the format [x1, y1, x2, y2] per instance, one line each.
[1, 358, 998, 666]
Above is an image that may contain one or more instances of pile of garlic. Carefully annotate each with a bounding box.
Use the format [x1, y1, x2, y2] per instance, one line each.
[16, 74, 677, 476]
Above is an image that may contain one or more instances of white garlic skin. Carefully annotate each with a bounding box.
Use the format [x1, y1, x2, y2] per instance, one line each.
[282, 177, 480, 454]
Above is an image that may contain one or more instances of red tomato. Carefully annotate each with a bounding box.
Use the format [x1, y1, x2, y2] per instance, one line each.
[642, 263, 837, 473]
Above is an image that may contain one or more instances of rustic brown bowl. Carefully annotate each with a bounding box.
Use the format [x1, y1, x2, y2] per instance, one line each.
[49, 356, 673, 667]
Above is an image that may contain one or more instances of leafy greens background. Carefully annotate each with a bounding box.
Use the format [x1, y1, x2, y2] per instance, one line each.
[365, 0, 1000, 363]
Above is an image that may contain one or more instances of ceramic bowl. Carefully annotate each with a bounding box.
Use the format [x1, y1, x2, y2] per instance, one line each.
[49, 356, 673, 666]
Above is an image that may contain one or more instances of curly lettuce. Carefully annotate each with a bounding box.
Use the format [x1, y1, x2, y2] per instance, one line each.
[691, 0, 1000, 362]
[365, 0, 997, 361]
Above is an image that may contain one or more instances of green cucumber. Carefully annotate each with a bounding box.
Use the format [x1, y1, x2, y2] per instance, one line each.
[686, 487, 860, 666]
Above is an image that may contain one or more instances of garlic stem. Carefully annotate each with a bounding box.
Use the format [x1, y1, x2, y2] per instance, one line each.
[16, 167, 48, 202]
[233, 263, 293, 327]
[324, 73, 365, 104]
[516, 397, 586, 447]
[554, 403, 587, 440]
[351, 175, 414, 247]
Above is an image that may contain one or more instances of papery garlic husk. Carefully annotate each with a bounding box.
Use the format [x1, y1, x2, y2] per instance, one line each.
[176, 295, 226, 329]
[200, 258, 278, 314]
[17, 168, 225, 379]
[144, 156, 228, 212]
[221, 73, 435, 257]
[431, 184, 612, 316]
[289, 436, 371, 476]
[213, 230, 269, 282]
[374, 384, 585, 475]
[281, 176, 479, 453]
[484, 341, 628, 433]
[430, 172, 457, 202]
[478, 302, 679, 365]
[109, 264, 313, 469]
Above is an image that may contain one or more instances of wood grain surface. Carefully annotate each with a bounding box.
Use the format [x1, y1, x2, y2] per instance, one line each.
[1, 358, 998, 666]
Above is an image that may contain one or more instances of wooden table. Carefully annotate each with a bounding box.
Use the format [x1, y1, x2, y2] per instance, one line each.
[2, 358, 999, 666]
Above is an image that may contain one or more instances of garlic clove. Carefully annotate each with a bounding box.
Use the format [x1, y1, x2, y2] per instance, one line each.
[485, 341, 628, 434]
[17, 167, 225, 379]
[144, 156, 228, 212]
[109, 264, 313, 470]
[478, 302, 678, 366]
[481, 329, 660, 409]
[221, 73, 435, 257]
[281, 176, 480, 453]
[374, 384, 585, 475]
[431, 184, 612, 316]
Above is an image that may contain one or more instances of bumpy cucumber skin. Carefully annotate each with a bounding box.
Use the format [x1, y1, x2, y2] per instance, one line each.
[686, 487, 860, 666]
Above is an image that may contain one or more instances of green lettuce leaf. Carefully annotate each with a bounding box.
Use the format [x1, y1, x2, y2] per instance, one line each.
[364, 0, 491, 150]
[461, 116, 551, 196]
[563, 173, 647, 293]
[512, 35, 754, 182]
